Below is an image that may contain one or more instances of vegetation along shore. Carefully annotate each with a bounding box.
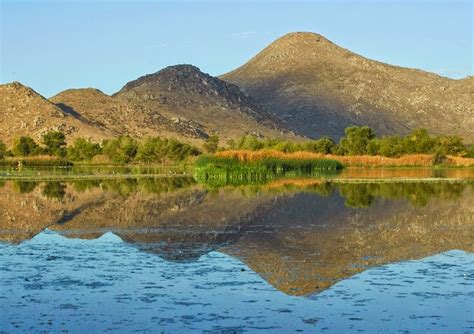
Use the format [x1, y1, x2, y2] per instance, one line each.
[0, 126, 473, 172]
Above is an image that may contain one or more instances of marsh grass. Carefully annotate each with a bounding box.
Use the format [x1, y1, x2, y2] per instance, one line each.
[194, 155, 343, 186]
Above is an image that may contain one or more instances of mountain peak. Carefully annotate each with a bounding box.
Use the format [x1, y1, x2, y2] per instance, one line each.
[117, 64, 208, 93]
[276, 32, 331, 44]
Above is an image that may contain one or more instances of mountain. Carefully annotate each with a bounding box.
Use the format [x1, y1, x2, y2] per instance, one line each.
[51, 88, 208, 142]
[113, 64, 294, 140]
[221, 32, 474, 142]
[0, 82, 111, 144]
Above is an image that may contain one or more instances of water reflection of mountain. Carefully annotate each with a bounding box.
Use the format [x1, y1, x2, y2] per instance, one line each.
[0, 178, 472, 295]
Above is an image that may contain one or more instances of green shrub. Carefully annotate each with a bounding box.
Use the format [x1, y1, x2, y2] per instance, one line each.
[43, 131, 66, 157]
[13, 136, 40, 156]
[203, 134, 219, 153]
[67, 138, 102, 161]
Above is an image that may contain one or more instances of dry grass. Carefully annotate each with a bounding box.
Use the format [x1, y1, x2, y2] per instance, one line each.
[216, 150, 327, 161]
[5, 155, 61, 161]
[446, 156, 474, 167]
[215, 150, 474, 167]
[267, 178, 325, 188]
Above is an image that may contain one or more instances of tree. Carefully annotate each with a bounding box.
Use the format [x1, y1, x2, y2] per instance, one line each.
[304, 137, 335, 154]
[403, 129, 435, 154]
[366, 139, 380, 156]
[0, 140, 6, 159]
[377, 136, 405, 157]
[338, 126, 376, 155]
[102, 136, 138, 163]
[42, 131, 66, 157]
[13, 136, 39, 156]
[67, 138, 102, 161]
[203, 134, 219, 153]
[103, 136, 138, 164]
[466, 146, 474, 158]
[434, 136, 466, 156]
[226, 139, 237, 150]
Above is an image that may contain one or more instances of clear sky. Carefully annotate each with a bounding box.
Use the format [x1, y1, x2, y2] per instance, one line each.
[1, 0, 472, 97]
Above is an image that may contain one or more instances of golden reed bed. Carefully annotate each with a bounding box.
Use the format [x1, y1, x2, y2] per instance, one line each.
[215, 150, 474, 167]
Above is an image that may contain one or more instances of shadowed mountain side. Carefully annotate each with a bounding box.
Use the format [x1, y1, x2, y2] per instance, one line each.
[0, 82, 113, 144]
[51, 88, 208, 142]
[221, 32, 474, 141]
[221, 187, 474, 295]
[114, 65, 298, 141]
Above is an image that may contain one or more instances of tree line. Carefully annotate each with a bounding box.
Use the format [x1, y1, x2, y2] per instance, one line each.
[220, 126, 474, 158]
[0, 126, 473, 164]
[0, 132, 200, 164]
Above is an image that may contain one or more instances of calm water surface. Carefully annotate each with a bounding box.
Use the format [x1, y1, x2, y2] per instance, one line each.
[0, 173, 473, 333]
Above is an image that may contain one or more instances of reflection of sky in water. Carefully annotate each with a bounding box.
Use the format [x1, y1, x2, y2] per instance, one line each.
[1, 231, 473, 333]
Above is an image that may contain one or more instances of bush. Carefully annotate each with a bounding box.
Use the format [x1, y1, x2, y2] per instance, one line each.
[0, 140, 6, 159]
[203, 134, 219, 153]
[43, 131, 66, 157]
[13, 136, 40, 156]
[67, 138, 102, 161]
[103, 136, 138, 164]
[136, 137, 199, 163]
[337, 126, 376, 155]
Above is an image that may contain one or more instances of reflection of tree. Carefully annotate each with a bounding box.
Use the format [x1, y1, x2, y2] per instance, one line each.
[13, 181, 37, 194]
[71, 177, 196, 196]
[42, 182, 66, 201]
[337, 182, 466, 208]
[71, 180, 102, 192]
[338, 183, 375, 208]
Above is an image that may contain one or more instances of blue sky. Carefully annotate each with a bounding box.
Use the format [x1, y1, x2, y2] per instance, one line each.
[1, 0, 472, 97]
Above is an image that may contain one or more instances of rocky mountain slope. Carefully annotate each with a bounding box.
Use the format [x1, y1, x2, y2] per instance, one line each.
[1, 65, 296, 145]
[113, 65, 293, 140]
[51, 88, 208, 142]
[221, 32, 474, 141]
[0, 82, 112, 144]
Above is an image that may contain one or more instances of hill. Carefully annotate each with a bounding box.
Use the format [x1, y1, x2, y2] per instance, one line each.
[0, 82, 111, 144]
[113, 64, 294, 140]
[221, 32, 474, 142]
[51, 88, 208, 142]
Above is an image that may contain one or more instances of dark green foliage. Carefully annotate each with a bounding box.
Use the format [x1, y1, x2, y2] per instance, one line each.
[67, 138, 102, 161]
[102, 136, 138, 164]
[136, 137, 199, 163]
[434, 136, 466, 155]
[42, 131, 66, 157]
[303, 137, 335, 154]
[13, 136, 40, 156]
[377, 136, 405, 157]
[337, 126, 376, 155]
[203, 134, 219, 153]
[0, 140, 6, 159]
[466, 146, 474, 158]
[403, 129, 435, 154]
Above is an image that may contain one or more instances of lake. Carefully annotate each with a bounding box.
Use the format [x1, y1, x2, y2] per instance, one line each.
[0, 171, 473, 333]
